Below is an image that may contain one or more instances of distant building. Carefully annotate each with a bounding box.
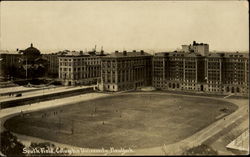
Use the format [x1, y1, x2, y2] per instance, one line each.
[182, 41, 209, 56]
[98, 50, 152, 91]
[58, 50, 105, 86]
[0, 44, 48, 79]
[0, 52, 21, 79]
[42, 53, 59, 78]
[19, 43, 42, 64]
[18, 43, 48, 79]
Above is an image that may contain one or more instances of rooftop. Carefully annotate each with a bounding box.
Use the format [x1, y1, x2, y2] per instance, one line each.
[105, 50, 151, 58]
[58, 50, 105, 57]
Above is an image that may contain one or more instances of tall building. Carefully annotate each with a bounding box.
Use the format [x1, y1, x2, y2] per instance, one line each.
[182, 41, 209, 56]
[98, 50, 152, 91]
[152, 52, 168, 89]
[221, 52, 248, 95]
[153, 52, 205, 92]
[58, 50, 105, 86]
[205, 53, 224, 94]
[153, 50, 249, 96]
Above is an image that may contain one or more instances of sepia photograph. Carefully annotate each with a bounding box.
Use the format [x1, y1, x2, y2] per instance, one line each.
[0, 0, 249, 156]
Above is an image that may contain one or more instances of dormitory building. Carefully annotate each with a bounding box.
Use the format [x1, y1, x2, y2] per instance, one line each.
[57, 41, 248, 96]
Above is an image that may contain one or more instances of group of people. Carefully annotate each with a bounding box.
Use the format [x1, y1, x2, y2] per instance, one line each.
[41, 109, 63, 118]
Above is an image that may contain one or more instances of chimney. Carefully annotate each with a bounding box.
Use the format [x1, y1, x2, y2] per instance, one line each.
[140, 50, 144, 55]
[16, 48, 19, 52]
[101, 46, 104, 55]
[31, 43, 33, 47]
[193, 41, 196, 45]
[115, 50, 119, 53]
[133, 50, 136, 53]
[123, 50, 127, 56]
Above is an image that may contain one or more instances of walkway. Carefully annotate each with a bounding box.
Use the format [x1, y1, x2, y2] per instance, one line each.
[0, 86, 94, 103]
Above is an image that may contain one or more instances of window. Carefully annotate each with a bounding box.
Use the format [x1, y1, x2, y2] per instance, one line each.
[237, 87, 240, 93]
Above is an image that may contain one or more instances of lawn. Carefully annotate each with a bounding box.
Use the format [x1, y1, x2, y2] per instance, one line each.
[4, 93, 237, 149]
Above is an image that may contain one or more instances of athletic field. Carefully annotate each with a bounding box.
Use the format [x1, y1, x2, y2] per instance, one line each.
[4, 93, 237, 149]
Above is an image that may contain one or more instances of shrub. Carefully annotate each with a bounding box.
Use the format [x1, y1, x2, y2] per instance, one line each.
[182, 144, 218, 155]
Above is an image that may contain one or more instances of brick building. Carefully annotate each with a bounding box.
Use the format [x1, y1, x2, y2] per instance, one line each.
[153, 42, 249, 96]
[153, 52, 206, 92]
[98, 50, 152, 91]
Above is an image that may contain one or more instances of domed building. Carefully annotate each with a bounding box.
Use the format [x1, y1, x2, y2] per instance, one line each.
[18, 43, 48, 79]
[20, 43, 41, 64]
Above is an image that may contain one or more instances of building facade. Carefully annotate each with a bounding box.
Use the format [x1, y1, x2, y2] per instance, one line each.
[56, 41, 248, 96]
[58, 51, 105, 86]
[153, 51, 249, 96]
[42, 53, 59, 78]
[153, 52, 206, 92]
[223, 53, 249, 95]
[98, 50, 152, 92]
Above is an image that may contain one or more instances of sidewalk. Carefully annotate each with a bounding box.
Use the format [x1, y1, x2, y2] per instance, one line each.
[0, 92, 109, 119]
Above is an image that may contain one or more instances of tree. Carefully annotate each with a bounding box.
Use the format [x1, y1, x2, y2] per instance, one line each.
[0, 130, 25, 156]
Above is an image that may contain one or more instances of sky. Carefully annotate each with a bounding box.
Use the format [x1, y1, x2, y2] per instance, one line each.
[0, 1, 249, 53]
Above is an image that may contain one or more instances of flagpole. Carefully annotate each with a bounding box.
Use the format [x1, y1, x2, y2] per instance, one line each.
[26, 54, 27, 80]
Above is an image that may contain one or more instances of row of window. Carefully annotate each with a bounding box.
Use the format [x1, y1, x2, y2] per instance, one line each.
[59, 72, 99, 79]
[60, 67, 100, 72]
[60, 61, 100, 66]
[60, 57, 100, 61]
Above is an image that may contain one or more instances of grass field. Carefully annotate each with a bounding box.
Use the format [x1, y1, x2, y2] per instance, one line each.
[4, 93, 238, 149]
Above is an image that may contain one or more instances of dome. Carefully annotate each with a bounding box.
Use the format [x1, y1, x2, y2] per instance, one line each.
[23, 43, 41, 56]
